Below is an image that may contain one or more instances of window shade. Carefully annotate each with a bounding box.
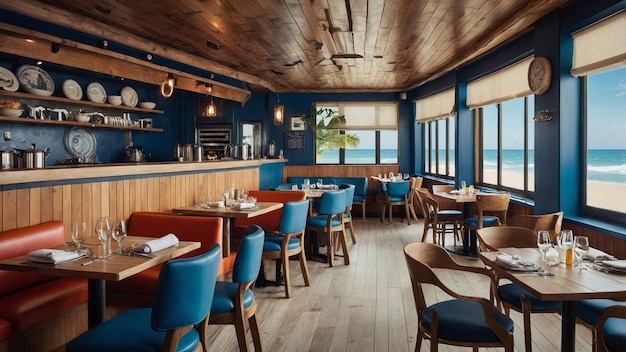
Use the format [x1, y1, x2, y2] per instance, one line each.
[321, 102, 397, 130]
[466, 57, 534, 109]
[571, 11, 626, 76]
[414, 89, 455, 122]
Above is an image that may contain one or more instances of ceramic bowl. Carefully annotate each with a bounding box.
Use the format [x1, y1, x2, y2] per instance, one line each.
[138, 101, 156, 109]
[0, 108, 24, 117]
[75, 114, 91, 123]
[107, 95, 122, 105]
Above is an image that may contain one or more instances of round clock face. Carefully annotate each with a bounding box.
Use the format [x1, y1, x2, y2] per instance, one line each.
[528, 57, 551, 94]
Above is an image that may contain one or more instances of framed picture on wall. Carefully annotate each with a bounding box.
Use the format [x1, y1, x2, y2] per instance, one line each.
[290, 115, 306, 131]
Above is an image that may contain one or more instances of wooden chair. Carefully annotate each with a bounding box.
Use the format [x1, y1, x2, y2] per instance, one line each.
[576, 299, 626, 352]
[508, 211, 563, 244]
[431, 184, 455, 194]
[404, 242, 514, 352]
[380, 180, 411, 224]
[406, 177, 423, 223]
[339, 184, 357, 244]
[416, 188, 463, 246]
[597, 305, 626, 352]
[464, 192, 511, 232]
[306, 189, 349, 267]
[477, 226, 562, 352]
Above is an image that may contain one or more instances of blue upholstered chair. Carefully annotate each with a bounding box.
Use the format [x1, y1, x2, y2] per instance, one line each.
[200, 225, 264, 352]
[404, 242, 514, 351]
[339, 184, 357, 244]
[66, 244, 222, 352]
[273, 183, 297, 190]
[477, 226, 562, 352]
[597, 305, 626, 352]
[306, 189, 348, 267]
[416, 188, 463, 246]
[262, 199, 310, 298]
[576, 299, 626, 352]
[380, 180, 411, 224]
[463, 192, 510, 231]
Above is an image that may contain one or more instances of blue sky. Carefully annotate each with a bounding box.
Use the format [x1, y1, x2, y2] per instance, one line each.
[587, 67, 626, 149]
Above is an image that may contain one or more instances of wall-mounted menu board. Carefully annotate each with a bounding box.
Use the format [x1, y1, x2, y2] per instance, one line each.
[285, 131, 305, 150]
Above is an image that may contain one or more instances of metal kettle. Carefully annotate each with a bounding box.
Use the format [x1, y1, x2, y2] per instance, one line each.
[124, 146, 145, 162]
[223, 144, 233, 160]
[15, 144, 50, 169]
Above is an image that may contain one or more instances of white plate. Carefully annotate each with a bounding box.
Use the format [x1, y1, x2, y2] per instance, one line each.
[16, 64, 54, 96]
[86, 82, 107, 103]
[0, 66, 19, 91]
[62, 79, 83, 100]
[120, 86, 138, 107]
[64, 127, 97, 158]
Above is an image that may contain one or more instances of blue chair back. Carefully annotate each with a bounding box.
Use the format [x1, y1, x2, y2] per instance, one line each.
[232, 225, 265, 284]
[274, 183, 296, 190]
[387, 180, 410, 197]
[279, 199, 310, 234]
[151, 243, 221, 331]
[317, 189, 346, 215]
[339, 184, 355, 208]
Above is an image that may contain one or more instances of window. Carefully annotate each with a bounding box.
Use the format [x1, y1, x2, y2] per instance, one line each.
[314, 102, 398, 164]
[416, 89, 456, 177]
[573, 12, 626, 223]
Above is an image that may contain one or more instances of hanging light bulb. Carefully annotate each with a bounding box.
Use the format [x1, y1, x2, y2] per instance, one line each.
[205, 84, 217, 118]
[160, 73, 175, 98]
[273, 73, 284, 126]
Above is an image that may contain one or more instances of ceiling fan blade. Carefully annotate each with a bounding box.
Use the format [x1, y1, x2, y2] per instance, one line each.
[331, 54, 363, 59]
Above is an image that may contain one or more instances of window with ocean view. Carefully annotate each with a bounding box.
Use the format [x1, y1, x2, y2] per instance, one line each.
[423, 117, 455, 178]
[583, 67, 626, 217]
[314, 102, 398, 164]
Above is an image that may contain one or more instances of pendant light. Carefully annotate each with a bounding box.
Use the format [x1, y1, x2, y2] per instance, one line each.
[160, 73, 175, 98]
[273, 72, 284, 126]
[205, 84, 217, 118]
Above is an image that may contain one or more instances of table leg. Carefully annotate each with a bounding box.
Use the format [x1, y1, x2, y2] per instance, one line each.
[87, 279, 106, 328]
[222, 217, 232, 257]
[561, 301, 576, 352]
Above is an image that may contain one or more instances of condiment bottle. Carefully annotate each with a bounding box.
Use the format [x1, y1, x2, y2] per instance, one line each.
[565, 247, 574, 265]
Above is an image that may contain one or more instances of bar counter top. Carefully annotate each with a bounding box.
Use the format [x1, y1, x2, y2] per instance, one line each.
[0, 158, 287, 186]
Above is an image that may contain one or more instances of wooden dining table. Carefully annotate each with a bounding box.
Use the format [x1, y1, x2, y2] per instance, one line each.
[433, 189, 478, 255]
[172, 202, 283, 257]
[0, 236, 200, 328]
[479, 247, 626, 352]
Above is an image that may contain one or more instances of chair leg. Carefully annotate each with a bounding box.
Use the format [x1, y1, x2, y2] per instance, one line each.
[347, 219, 356, 244]
[521, 296, 533, 352]
[199, 317, 209, 352]
[234, 313, 250, 352]
[249, 314, 263, 352]
[405, 202, 411, 225]
[420, 221, 429, 242]
[361, 201, 366, 221]
[282, 251, 291, 298]
[388, 204, 393, 223]
[327, 229, 334, 267]
[339, 227, 350, 265]
[299, 251, 310, 286]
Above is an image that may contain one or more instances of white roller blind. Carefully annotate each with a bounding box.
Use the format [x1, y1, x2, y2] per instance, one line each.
[466, 56, 534, 109]
[571, 11, 626, 76]
[414, 89, 455, 122]
[323, 102, 397, 130]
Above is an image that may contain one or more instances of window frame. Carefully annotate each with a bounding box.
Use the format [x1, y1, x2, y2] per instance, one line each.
[422, 116, 455, 179]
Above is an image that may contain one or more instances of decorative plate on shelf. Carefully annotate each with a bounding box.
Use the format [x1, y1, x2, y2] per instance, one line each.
[64, 127, 97, 159]
[86, 82, 107, 103]
[0, 66, 19, 92]
[120, 86, 138, 107]
[16, 64, 54, 96]
[62, 79, 83, 100]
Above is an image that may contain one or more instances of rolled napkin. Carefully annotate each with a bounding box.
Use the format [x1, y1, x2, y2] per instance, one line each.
[233, 202, 256, 210]
[133, 233, 179, 253]
[496, 253, 535, 269]
[207, 201, 225, 208]
[584, 247, 616, 262]
[601, 260, 626, 270]
[28, 249, 83, 264]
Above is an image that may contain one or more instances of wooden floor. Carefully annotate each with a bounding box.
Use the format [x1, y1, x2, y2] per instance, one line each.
[204, 216, 595, 352]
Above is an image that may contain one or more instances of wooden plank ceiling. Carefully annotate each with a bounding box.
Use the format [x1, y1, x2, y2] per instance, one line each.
[2, 0, 571, 93]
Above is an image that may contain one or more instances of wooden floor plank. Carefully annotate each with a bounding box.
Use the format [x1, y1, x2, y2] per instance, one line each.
[202, 217, 592, 352]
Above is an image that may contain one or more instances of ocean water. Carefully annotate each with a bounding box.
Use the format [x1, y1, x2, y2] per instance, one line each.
[319, 149, 626, 185]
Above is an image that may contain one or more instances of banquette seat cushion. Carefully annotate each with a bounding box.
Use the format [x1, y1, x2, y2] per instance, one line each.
[0, 221, 87, 334]
[106, 212, 225, 305]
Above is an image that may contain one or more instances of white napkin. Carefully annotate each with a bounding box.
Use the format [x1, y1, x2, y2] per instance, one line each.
[584, 247, 616, 262]
[133, 233, 179, 253]
[496, 253, 535, 269]
[28, 249, 83, 264]
[602, 260, 626, 269]
[207, 201, 224, 208]
[233, 202, 256, 210]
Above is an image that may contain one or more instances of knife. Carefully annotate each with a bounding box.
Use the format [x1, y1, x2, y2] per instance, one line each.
[81, 256, 108, 266]
[131, 251, 156, 259]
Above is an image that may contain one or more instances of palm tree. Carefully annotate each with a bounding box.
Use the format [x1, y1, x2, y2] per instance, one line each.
[301, 108, 360, 160]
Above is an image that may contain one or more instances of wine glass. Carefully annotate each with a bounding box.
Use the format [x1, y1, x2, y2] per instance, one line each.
[574, 236, 590, 269]
[71, 221, 87, 249]
[112, 219, 127, 254]
[537, 230, 552, 262]
[316, 179, 323, 189]
[95, 217, 112, 257]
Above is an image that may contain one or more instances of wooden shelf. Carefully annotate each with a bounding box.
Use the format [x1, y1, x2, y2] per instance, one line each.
[0, 115, 163, 132]
[0, 90, 164, 114]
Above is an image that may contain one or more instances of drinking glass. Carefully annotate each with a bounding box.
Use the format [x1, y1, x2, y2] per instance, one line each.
[71, 221, 87, 249]
[95, 217, 112, 256]
[537, 230, 552, 262]
[304, 179, 310, 190]
[316, 179, 323, 189]
[559, 230, 574, 264]
[112, 219, 127, 254]
[574, 236, 590, 269]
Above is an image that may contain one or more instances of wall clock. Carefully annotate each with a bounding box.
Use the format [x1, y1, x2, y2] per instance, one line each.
[528, 56, 551, 95]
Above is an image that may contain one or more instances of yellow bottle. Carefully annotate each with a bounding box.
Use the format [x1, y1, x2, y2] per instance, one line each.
[565, 248, 573, 265]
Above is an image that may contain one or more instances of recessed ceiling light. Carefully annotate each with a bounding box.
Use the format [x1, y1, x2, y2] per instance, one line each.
[96, 5, 111, 14]
[206, 41, 221, 50]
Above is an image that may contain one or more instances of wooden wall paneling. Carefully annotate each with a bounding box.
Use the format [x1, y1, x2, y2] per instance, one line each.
[40, 186, 53, 223]
[61, 185, 71, 229]
[28, 187, 41, 226]
[16, 188, 29, 229]
[122, 179, 130, 219]
[0, 191, 3, 232]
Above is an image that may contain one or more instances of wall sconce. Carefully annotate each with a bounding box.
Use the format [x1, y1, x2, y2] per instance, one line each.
[160, 73, 175, 98]
[533, 109, 553, 122]
[205, 84, 217, 118]
[273, 73, 284, 126]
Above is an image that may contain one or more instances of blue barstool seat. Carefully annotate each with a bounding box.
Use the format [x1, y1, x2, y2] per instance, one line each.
[66, 244, 222, 352]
